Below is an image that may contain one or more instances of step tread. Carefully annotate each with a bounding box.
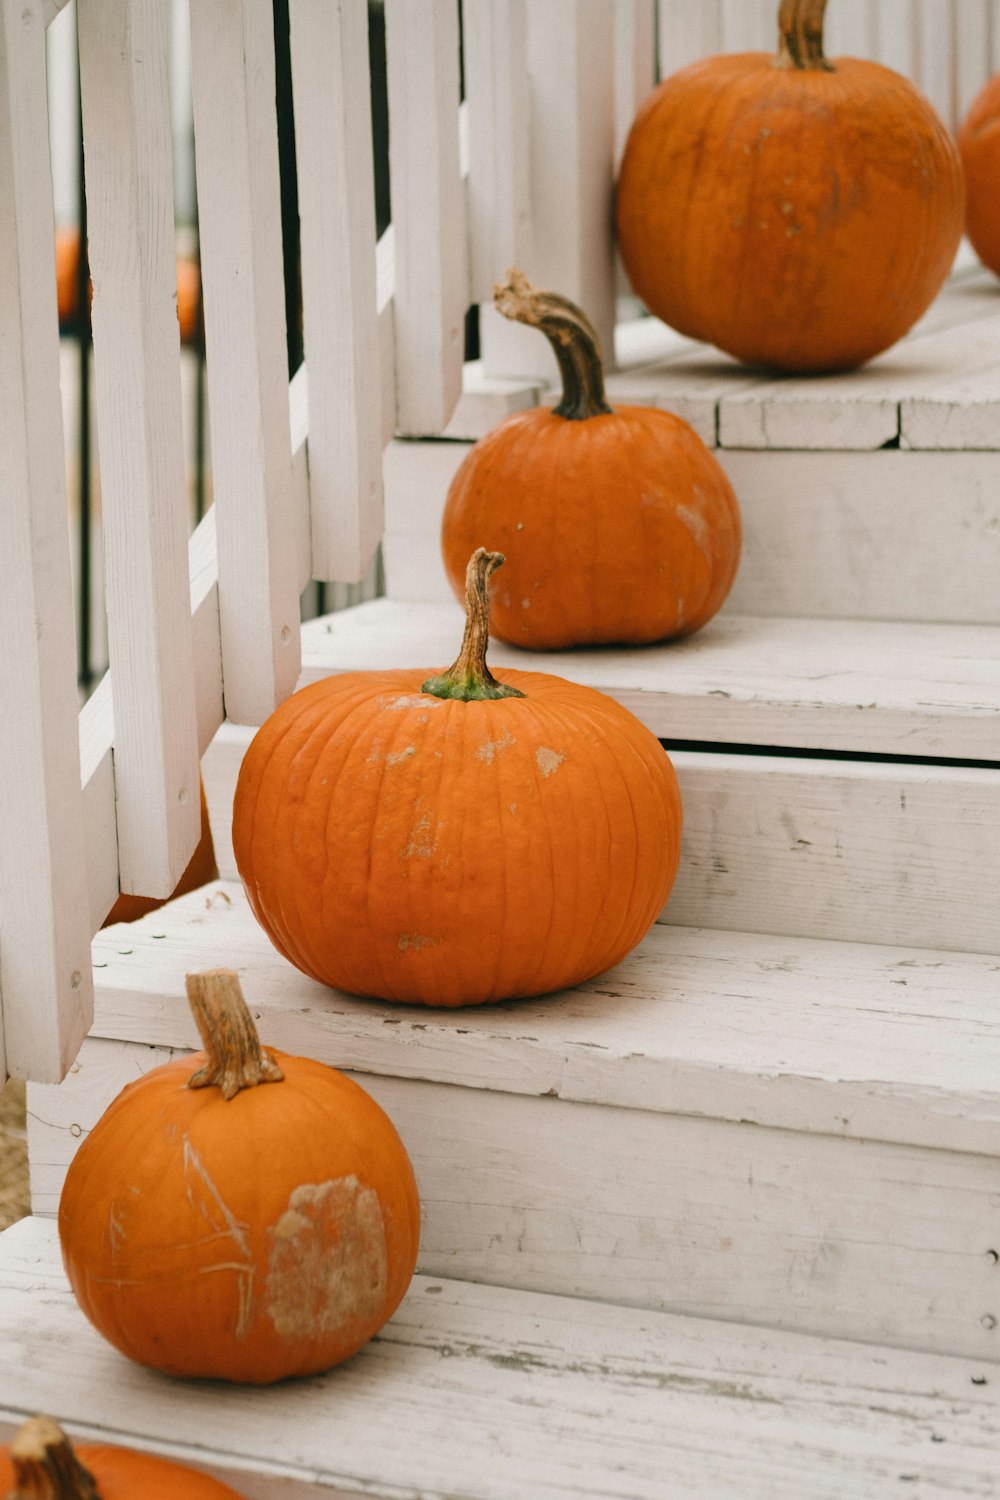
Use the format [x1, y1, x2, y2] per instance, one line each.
[2, 1216, 998, 1500]
[299, 601, 1000, 759]
[90, 882, 1000, 1156]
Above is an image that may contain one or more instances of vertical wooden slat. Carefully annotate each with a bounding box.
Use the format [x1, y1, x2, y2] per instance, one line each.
[189, 0, 302, 725]
[871, 0, 918, 79]
[657, 0, 720, 77]
[384, 0, 466, 436]
[465, 0, 531, 302]
[718, 0, 773, 54]
[0, 0, 93, 1081]
[614, 0, 656, 169]
[77, 0, 201, 897]
[914, 0, 955, 127]
[823, 0, 877, 61]
[954, 0, 991, 126]
[289, 0, 382, 584]
[481, 0, 616, 381]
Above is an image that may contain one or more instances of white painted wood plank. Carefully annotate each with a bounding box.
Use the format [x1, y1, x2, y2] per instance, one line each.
[375, 225, 397, 450]
[439, 363, 542, 440]
[464, 0, 530, 301]
[823, 0, 877, 61]
[955, 0, 992, 125]
[914, 0, 955, 128]
[189, 0, 302, 724]
[384, 0, 466, 435]
[871, 0, 918, 78]
[81, 882, 1000, 1160]
[481, 0, 616, 383]
[4, 1218, 1000, 1499]
[717, 0, 773, 54]
[77, 0, 201, 897]
[657, 0, 720, 76]
[614, 0, 656, 169]
[289, 0, 382, 583]
[0, 0, 92, 1082]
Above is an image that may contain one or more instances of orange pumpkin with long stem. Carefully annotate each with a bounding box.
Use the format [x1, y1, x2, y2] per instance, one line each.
[441, 272, 740, 648]
[58, 970, 419, 1385]
[0, 1416, 244, 1498]
[958, 74, 1000, 279]
[616, 0, 964, 372]
[233, 549, 682, 1006]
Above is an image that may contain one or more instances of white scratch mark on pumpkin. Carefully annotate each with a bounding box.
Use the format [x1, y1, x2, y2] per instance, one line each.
[674, 502, 708, 548]
[386, 744, 417, 767]
[265, 1178, 388, 1339]
[398, 933, 436, 952]
[401, 809, 435, 859]
[182, 1135, 255, 1337]
[387, 693, 442, 711]
[535, 746, 565, 778]
[477, 727, 514, 763]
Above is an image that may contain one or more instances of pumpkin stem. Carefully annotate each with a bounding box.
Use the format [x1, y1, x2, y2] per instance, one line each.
[6, 1417, 101, 1499]
[185, 969, 284, 1100]
[493, 268, 613, 421]
[775, 0, 832, 70]
[422, 550, 525, 702]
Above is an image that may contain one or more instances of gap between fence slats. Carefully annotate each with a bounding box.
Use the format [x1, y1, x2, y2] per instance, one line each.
[0, 0, 92, 1082]
[384, 0, 466, 436]
[189, 0, 302, 726]
[289, 0, 383, 584]
[77, 0, 201, 898]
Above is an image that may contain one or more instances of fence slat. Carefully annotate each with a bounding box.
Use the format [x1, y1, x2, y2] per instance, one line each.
[657, 0, 720, 76]
[614, 0, 656, 169]
[0, 0, 93, 1080]
[914, 0, 955, 127]
[871, 1, 917, 78]
[954, 0, 991, 126]
[384, 0, 466, 436]
[289, 0, 382, 583]
[481, 0, 616, 381]
[718, 0, 773, 54]
[77, 0, 201, 896]
[189, 0, 302, 725]
[465, 0, 530, 302]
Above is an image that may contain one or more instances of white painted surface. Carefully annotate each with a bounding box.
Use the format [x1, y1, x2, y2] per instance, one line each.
[613, 0, 656, 168]
[464, 0, 530, 302]
[657, 0, 721, 76]
[290, 0, 383, 583]
[77, 0, 201, 897]
[189, 0, 302, 724]
[4, 1217, 1000, 1499]
[0, 0, 93, 1081]
[384, 0, 466, 436]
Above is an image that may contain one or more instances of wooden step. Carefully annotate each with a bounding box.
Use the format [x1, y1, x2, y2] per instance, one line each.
[2, 1215, 998, 1500]
[27, 884, 1000, 1360]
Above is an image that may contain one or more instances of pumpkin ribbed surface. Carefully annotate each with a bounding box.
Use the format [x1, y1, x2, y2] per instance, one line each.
[58, 1042, 420, 1384]
[233, 667, 682, 1006]
[442, 406, 740, 648]
[616, 48, 964, 371]
[0, 1441, 244, 1498]
[958, 73, 1000, 278]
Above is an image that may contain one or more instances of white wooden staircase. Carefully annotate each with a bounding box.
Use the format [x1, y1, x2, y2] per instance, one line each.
[3, 1, 1000, 1495]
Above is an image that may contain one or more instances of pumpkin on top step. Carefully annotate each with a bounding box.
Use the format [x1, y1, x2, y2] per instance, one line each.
[958, 74, 1000, 280]
[0, 1415, 245, 1498]
[58, 970, 419, 1385]
[440, 271, 740, 649]
[616, 0, 964, 372]
[233, 549, 682, 1007]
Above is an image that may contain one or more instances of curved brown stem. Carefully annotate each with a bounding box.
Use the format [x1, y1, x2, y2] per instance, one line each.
[186, 969, 284, 1100]
[6, 1417, 101, 1499]
[494, 269, 612, 421]
[775, 0, 832, 70]
[422, 550, 525, 702]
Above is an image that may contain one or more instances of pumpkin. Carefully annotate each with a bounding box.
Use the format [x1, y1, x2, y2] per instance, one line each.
[58, 969, 420, 1384]
[103, 779, 217, 926]
[0, 1415, 244, 1498]
[53, 227, 201, 344]
[958, 74, 1000, 279]
[615, 0, 964, 372]
[233, 548, 682, 1007]
[441, 270, 740, 648]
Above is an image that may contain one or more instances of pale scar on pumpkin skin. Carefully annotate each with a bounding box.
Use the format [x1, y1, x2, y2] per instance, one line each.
[535, 746, 565, 778]
[385, 745, 417, 767]
[398, 933, 437, 952]
[401, 810, 435, 858]
[477, 727, 514, 763]
[265, 1179, 388, 1339]
[181, 1135, 256, 1338]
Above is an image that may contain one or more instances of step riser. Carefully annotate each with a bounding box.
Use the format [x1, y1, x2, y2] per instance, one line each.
[384, 441, 1000, 625]
[203, 734, 1000, 955]
[30, 1036, 1000, 1363]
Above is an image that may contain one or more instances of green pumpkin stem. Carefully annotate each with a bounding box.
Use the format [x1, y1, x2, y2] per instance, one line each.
[422, 550, 525, 703]
[494, 269, 613, 421]
[7, 1417, 102, 1500]
[186, 969, 284, 1101]
[776, 0, 832, 70]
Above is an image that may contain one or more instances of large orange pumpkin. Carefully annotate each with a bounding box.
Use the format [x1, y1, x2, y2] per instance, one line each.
[103, 779, 217, 926]
[958, 73, 1000, 278]
[233, 550, 682, 1007]
[441, 271, 740, 648]
[58, 970, 420, 1384]
[0, 1416, 244, 1498]
[616, 0, 964, 372]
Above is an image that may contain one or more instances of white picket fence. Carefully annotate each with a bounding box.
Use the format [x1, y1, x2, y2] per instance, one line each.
[0, 0, 996, 1091]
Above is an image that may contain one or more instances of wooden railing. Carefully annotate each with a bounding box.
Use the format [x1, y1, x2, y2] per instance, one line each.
[2, 0, 996, 1087]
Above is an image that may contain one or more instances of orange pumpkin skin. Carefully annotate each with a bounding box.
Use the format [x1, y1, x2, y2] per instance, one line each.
[616, 53, 964, 372]
[958, 74, 1000, 278]
[0, 1441, 244, 1497]
[104, 779, 217, 926]
[58, 1048, 420, 1384]
[442, 406, 740, 648]
[233, 667, 682, 1007]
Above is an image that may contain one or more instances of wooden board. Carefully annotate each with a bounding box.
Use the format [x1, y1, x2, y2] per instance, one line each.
[3, 1217, 1000, 1499]
[27, 1033, 1000, 1360]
